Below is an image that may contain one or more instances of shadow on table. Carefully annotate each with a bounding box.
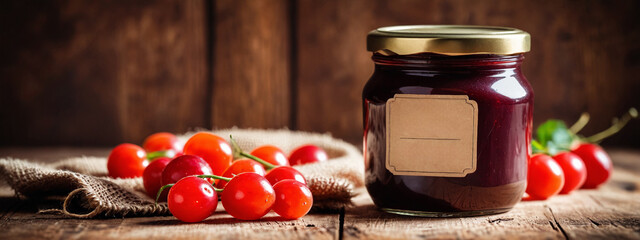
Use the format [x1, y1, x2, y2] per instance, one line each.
[136, 215, 293, 226]
[348, 202, 513, 221]
[348, 203, 415, 218]
[0, 196, 67, 214]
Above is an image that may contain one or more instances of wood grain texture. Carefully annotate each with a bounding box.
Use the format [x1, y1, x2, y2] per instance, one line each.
[343, 189, 640, 239]
[342, 149, 640, 240]
[1, 0, 639, 147]
[508, 1, 640, 148]
[0, 148, 638, 239]
[211, 0, 291, 129]
[0, 210, 339, 240]
[295, 0, 640, 147]
[0, 0, 209, 146]
[295, 0, 376, 144]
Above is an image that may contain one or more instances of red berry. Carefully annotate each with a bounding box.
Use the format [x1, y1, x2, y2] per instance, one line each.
[107, 143, 148, 178]
[265, 166, 307, 185]
[143, 157, 172, 200]
[272, 179, 313, 219]
[251, 145, 289, 166]
[526, 154, 565, 200]
[168, 176, 218, 223]
[161, 155, 213, 187]
[183, 132, 233, 175]
[552, 152, 587, 194]
[289, 145, 328, 166]
[216, 159, 266, 189]
[222, 172, 275, 220]
[572, 143, 612, 189]
[143, 132, 182, 155]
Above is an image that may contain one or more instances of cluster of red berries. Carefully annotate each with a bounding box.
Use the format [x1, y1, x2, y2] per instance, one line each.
[525, 108, 637, 200]
[525, 143, 612, 200]
[107, 132, 328, 222]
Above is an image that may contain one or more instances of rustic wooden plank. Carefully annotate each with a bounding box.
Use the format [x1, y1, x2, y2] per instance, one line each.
[509, 0, 640, 148]
[0, 209, 125, 240]
[119, 0, 209, 143]
[0, 0, 209, 146]
[0, 185, 339, 240]
[211, 0, 291, 129]
[546, 149, 640, 239]
[343, 151, 640, 240]
[544, 190, 640, 239]
[121, 212, 338, 240]
[0, 147, 110, 163]
[343, 190, 564, 239]
[608, 149, 640, 174]
[1, 0, 638, 147]
[295, 0, 376, 144]
[1, 148, 639, 239]
[0, 195, 21, 227]
[295, 0, 640, 146]
[0, 209, 338, 240]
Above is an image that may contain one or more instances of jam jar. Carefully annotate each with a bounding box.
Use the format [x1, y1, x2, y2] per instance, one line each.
[363, 25, 533, 217]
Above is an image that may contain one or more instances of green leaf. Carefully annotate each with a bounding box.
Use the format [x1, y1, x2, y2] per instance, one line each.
[535, 119, 574, 154]
[536, 120, 563, 145]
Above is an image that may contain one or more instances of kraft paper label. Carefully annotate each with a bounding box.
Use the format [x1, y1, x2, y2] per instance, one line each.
[385, 94, 478, 177]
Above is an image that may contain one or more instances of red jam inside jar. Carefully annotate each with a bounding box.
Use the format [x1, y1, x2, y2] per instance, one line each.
[363, 25, 533, 217]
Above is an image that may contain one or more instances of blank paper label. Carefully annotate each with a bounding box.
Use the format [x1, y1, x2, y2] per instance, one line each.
[385, 94, 478, 177]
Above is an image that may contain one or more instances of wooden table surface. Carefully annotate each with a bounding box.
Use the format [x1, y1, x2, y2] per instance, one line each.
[1, 148, 639, 240]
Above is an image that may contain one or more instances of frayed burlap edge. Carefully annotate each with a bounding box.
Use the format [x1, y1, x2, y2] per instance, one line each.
[0, 159, 168, 218]
[0, 128, 364, 218]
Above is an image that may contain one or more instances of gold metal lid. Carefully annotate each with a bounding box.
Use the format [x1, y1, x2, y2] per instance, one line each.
[367, 25, 530, 55]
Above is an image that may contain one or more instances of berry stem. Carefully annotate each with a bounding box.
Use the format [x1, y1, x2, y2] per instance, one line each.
[213, 187, 223, 193]
[196, 174, 232, 182]
[146, 150, 175, 161]
[156, 177, 225, 204]
[569, 113, 590, 134]
[156, 183, 174, 203]
[239, 152, 277, 169]
[584, 108, 638, 143]
[229, 135, 277, 169]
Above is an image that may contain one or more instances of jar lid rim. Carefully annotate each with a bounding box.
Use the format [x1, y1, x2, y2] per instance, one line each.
[367, 25, 531, 55]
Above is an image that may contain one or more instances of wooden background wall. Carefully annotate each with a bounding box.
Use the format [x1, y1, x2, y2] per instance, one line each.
[1, 0, 639, 148]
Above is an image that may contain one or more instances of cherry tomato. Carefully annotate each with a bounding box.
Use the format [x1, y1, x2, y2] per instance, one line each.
[272, 179, 313, 219]
[265, 166, 307, 185]
[183, 132, 233, 175]
[215, 159, 266, 189]
[107, 143, 148, 178]
[142, 157, 172, 200]
[221, 172, 275, 220]
[552, 152, 587, 194]
[525, 154, 565, 200]
[167, 176, 218, 223]
[572, 143, 612, 189]
[161, 155, 213, 187]
[289, 145, 328, 166]
[143, 132, 182, 155]
[250, 145, 289, 166]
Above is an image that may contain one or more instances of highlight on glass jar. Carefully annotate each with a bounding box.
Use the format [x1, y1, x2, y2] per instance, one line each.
[362, 25, 533, 217]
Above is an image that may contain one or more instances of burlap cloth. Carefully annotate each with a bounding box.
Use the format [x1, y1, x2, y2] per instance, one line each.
[0, 128, 364, 218]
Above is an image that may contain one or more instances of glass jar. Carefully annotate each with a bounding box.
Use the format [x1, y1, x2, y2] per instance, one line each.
[363, 25, 533, 217]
